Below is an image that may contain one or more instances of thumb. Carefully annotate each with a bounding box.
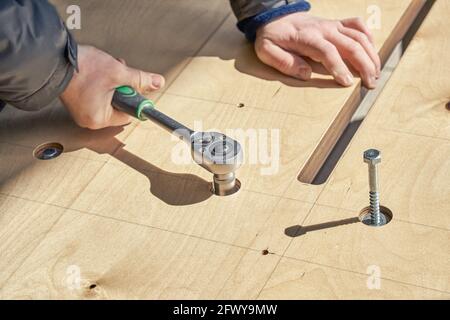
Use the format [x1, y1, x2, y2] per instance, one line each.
[121, 66, 166, 93]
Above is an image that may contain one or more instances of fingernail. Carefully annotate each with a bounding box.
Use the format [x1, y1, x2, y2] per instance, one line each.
[338, 74, 354, 87]
[152, 76, 162, 88]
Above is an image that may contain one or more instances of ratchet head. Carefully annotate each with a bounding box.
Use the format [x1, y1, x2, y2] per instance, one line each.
[191, 132, 243, 196]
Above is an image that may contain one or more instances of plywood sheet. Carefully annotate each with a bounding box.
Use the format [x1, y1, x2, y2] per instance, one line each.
[1, 0, 438, 300]
[362, 4, 450, 140]
[0, 196, 63, 287]
[315, 0, 450, 230]
[316, 129, 450, 229]
[259, 257, 450, 299]
[0, 142, 105, 208]
[285, 204, 449, 292]
[0, 211, 276, 299]
[284, 0, 450, 297]
[69, 159, 313, 253]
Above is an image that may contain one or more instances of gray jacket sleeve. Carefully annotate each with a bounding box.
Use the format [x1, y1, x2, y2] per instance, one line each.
[230, 0, 303, 22]
[0, 0, 78, 111]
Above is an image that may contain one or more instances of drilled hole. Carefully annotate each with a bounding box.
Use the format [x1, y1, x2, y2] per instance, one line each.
[359, 206, 393, 227]
[33, 143, 64, 160]
[262, 249, 269, 256]
[237, 103, 245, 109]
[89, 284, 97, 290]
[446, 102, 450, 111]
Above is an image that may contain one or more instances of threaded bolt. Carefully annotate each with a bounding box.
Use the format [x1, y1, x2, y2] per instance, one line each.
[363, 149, 382, 226]
[369, 191, 381, 225]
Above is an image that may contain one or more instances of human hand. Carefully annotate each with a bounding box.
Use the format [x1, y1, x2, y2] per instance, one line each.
[255, 13, 381, 88]
[61, 45, 165, 130]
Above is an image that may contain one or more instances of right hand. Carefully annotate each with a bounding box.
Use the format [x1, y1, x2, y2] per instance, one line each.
[61, 45, 165, 130]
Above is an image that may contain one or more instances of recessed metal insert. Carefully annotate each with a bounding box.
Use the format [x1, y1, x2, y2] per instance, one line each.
[33, 143, 64, 160]
[211, 176, 241, 197]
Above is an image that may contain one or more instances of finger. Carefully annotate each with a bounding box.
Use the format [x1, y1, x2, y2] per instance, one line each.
[256, 39, 312, 80]
[120, 66, 166, 93]
[327, 31, 377, 88]
[341, 17, 374, 44]
[303, 38, 354, 87]
[339, 27, 381, 77]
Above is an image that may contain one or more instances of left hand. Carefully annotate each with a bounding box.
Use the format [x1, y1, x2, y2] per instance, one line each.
[255, 13, 381, 88]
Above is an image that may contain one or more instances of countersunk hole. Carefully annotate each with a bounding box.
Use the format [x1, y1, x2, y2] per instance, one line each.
[446, 102, 450, 111]
[232, 179, 242, 195]
[262, 249, 270, 256]
[33, 142, 64, 160]
[359, 206, 393, 227]
[89, 284, 97, 290]
[237, 103, 245, 109]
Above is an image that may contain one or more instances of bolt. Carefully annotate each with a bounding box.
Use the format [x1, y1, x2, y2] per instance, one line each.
[363, 149, 382, 226]
[34, 143, 63, 160]
[43, 148, 59, 159]
[211, 141, 231, 156]
[195, 133, 214, 147]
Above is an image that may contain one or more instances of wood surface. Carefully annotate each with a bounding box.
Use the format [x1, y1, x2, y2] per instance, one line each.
[269, 0, 450, 297]
[1, 0, 448, 299]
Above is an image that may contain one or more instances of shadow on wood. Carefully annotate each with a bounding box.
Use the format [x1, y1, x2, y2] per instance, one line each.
[0, 104, 212, 206]
[285, 216, 360, 237]
[53, 0, 341, 90]
[110, 146, 212, 206]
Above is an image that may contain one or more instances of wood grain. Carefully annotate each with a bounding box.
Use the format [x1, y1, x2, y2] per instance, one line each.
[259, 257, 449, 299]
[2, 0, 444, 299]
[316, 129, 450, 229]
[364, 3, 450, 140]
[315, 0, 450, 230]
[284, 0, 450, 297]
[0, 196, 63, 287]
[0, 142, 105, 208]
[285, 204, 450, 292]
[0, 211, 274, 299]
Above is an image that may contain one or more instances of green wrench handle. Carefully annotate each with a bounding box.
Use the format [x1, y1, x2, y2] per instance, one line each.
[112, 86, 155, 121]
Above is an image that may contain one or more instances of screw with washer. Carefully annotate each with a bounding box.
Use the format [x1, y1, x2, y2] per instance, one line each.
[363, 149, 382, 226]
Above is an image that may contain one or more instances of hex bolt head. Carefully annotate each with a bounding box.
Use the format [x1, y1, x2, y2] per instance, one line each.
[363, 149, 381, 165]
